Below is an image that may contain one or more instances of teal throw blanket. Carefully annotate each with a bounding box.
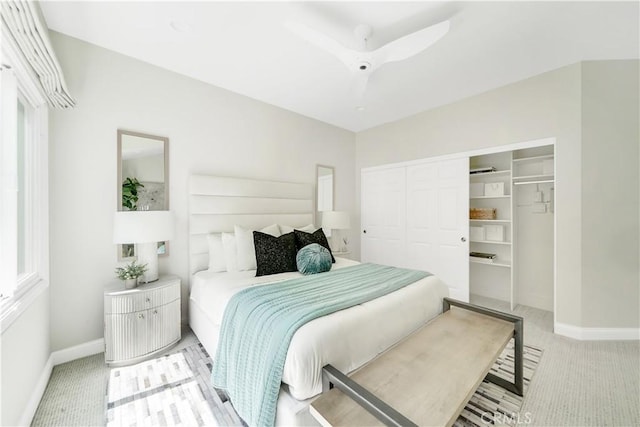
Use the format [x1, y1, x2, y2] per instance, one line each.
[211, 263, 431, 426]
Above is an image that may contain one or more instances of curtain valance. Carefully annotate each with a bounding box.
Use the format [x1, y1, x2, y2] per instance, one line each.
[1, 0, 75, 108]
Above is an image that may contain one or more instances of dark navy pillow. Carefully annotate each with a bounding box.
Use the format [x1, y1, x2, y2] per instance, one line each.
[296, 243, 332, 275]
[294, 228, 335, 263]
[253, 231, 297, 277]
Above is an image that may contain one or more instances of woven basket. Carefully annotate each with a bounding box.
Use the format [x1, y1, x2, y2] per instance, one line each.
[470, 208, 497, 220]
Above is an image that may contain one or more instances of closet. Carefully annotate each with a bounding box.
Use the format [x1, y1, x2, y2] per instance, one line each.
[468, 152, 514, 306]
[361, 138, 556, 312]
[469, 145, 555, 311]
[511, 146, 555, 311]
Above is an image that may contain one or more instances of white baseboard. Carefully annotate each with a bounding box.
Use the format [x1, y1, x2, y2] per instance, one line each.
[51, 338, 105, 366]
[555, 322, 640, 340]
[18, 354, 53, 427]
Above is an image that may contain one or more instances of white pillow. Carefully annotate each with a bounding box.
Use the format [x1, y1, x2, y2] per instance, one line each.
[235, 224, 280, 271]
[279, 224, 316, 234]
[206, 233, 226, 272]
[221, 232, 239, 272]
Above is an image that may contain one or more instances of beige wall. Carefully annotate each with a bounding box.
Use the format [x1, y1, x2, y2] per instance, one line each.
[122, 154, 164, 183]
[356, 60, 640, 329]
[1, 289, 50, 426]
[48, 32, 356, 351]
[47, 28, 638, 355]
[356, 63, 584, 326]
[581, 60, 640, 328]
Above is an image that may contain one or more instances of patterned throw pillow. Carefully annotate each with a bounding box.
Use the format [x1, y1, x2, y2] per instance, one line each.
[253, 231, 297, 277]
[294, 228, 335, 263]
[296, 243, 332, 275]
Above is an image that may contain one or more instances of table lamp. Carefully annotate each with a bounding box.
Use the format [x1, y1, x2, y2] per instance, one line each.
[321, 211, 350, 252]
[113, 211, 174, 283]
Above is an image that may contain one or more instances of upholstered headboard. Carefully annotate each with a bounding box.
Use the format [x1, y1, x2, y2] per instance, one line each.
[188, 174, 315, 275]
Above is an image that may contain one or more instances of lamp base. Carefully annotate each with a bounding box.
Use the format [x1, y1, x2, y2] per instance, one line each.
[135, 242, 159, 283]
[330, 230, 341, 252]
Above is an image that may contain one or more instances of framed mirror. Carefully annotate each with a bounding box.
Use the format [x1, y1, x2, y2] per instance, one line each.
[117, 130, 169, 260]
[316, 164, 334, 213]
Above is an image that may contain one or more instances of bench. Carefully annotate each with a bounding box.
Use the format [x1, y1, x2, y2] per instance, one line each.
[310, 298, 523, 427]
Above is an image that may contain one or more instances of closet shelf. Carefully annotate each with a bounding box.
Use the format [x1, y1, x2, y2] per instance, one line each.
[470, 240, 511, 245]
[469, 258, 511, 268]
[512, 154, 554, 163]
[470, 195, 511, 200]
[470, 170, 511, 178]
[512, 174, 554, 183]
[469, 219, 511, 223]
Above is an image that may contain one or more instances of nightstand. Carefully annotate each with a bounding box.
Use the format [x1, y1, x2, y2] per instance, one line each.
[104, 275, 181, 366]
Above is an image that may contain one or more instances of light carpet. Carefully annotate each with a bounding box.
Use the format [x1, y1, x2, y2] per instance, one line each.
[106, 340, 542, 427]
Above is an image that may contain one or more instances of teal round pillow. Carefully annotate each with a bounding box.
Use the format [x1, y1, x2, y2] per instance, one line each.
[296, 243, 332, 275]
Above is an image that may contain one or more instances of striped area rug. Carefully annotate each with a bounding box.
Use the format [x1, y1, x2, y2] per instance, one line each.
[106, 340, 542, 426]
[106, 343, 242, 426]
[455, 340, 543, 427]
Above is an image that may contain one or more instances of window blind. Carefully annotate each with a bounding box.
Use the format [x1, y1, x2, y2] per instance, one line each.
[1, 0, 75, 109]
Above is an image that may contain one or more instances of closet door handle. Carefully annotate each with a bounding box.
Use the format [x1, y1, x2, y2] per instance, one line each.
[363, 230, 367, 234]
[461, 237, 467, 242]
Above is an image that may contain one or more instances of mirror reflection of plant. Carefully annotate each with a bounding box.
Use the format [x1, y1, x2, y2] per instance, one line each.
[115, 261, 148, 280]
[122, 177, 144, 210]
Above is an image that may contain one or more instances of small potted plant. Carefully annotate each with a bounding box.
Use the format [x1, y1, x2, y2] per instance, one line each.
[115, 261, 147, 289]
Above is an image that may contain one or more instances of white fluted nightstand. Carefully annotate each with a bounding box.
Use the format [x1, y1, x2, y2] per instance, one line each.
[104, 275, 181, 366]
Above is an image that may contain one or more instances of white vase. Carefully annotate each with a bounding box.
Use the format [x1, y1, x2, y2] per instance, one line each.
[124, 278, 137, 289]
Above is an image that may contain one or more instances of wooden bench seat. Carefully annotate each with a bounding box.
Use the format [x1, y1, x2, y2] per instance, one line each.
[310, 298, 523, 427]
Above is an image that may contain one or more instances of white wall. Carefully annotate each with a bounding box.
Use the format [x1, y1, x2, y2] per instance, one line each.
[0, 289, 50, 426]
[356, 60, 640, 329]
[48, 31, 356, 351]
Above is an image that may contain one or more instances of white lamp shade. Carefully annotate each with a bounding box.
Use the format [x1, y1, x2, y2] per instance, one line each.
[113, 211, 174, 244]
[322, 211, 351, 230]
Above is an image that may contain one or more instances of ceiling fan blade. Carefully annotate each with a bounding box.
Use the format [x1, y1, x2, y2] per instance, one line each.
[285, 21, 356, 70]
[373, 20, 450, 65]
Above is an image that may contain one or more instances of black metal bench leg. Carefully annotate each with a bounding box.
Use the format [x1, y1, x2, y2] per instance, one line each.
[443, 297, 524, 396]
[322, 365, 418, 427]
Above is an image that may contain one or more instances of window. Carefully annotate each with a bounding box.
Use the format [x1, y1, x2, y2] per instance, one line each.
[14, 95, 38, 286]
[0, 65, 49, 330]
[17, 98, 26, 275]
[1, 1, 70, 331]
[0, 0, 75, 332]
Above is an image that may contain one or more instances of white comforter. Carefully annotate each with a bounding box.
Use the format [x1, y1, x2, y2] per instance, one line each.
[190, 258, 448, 400]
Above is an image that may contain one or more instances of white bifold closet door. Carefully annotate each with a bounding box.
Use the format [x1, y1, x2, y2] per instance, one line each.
[361, 158, 469, 301]
[406, 159, 469, 301]
[361, 167, 407, 267]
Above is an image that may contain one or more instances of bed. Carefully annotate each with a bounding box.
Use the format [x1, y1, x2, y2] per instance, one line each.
[188, 174, 449, 426]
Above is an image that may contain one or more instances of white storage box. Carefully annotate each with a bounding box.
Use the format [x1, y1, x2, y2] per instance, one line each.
[484, 225, 505, 242]
[484, 182, 504, 197]
[470, 183, 484, 197]
[470, 226, 485, 242]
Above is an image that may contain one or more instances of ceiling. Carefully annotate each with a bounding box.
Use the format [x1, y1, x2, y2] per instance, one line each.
[40, 1, 639, 132]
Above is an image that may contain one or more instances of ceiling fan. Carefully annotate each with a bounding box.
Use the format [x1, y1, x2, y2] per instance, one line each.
[286, 19, 450, 105]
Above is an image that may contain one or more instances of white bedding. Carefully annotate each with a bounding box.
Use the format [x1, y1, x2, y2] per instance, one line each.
[189, 258, 448, 400]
